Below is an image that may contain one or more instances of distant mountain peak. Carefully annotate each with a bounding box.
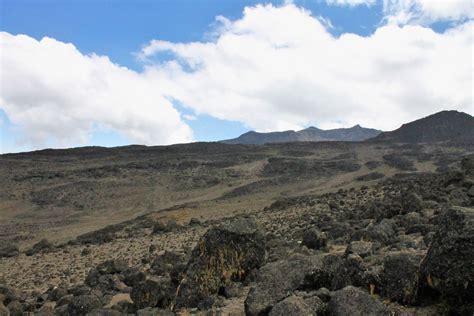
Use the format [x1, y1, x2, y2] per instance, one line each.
[370, 110, 474, 144]
[221, 124, 382, 145]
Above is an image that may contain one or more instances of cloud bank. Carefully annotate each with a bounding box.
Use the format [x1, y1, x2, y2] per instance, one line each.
[1, 3, 472, 149]
[0, 32, 193, 148]
[143, 4, 472, 131]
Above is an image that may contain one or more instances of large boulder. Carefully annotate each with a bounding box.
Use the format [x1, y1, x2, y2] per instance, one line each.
[354, 219, 396, 245]
[175, 217, 265, 308]
[419, 207, 474, 306]
[0, 284, 19, 305]
[303, 254, 365, 292]
[245, 253, 323, 316]
[150, 251, 186, 276]
[327, 286, 391, 316]
[344, 241, 376, 258]
[268, 295, 320, 316]
[301, 229, 328, 250]
[67, 294, 102, 315]
[130, 278, 174, 310]
[26, 239, 54, 256]
[85, 260, 129, 290]
[381, 252, 422, 304]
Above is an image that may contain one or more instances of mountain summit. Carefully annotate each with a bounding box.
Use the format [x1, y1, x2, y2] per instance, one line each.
[371, 110, 474, 143]
[221, 125, 382, 145]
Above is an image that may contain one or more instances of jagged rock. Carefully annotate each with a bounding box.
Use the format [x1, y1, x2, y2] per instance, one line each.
[130, 278, 174, 310]
[344, 241, 376, 258]
[175, 217, 265, 308]
[303, 254, 365, 291]
[152, 219, 179, 234]
[302, 228, 327, 250]
[354, 219, 396, 245]
[0, 285, 19, 305]
[245, 253, 323, 316]
[96, 260, 128, 275]
[122, 268, 146, 287]
[327, 286, 391, 316]
[401, 192, 423, 214]
[150, 251, 186, 276]
[0, 243, 19, 258]
[419, 207, 474, 305]
[268, 296, 314, 316]
[26, 238, 54, 256]
[85, 260, 128, 289]
[47, 286, 68, 301]
[381, 252, 421, 304]
[67, 295, 102, 316]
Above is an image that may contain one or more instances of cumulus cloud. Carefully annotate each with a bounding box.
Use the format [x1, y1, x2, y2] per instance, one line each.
[0, 32, 193, 149]
[383, 0, 474, 25]
[1, 3, 472, 150]
[142, 4, 473, 132]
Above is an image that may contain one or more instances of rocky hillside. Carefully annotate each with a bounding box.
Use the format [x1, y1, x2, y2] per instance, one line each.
[221, 125, 382, 144]
[371, 110, 474, 144]
[0, 154, 473, 315]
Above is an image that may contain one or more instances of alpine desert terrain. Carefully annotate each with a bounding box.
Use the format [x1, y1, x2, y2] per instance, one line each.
[0, 110, 473, 315]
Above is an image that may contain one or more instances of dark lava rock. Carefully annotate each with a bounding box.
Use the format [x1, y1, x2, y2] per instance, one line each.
[152, 219, 179, 234]
[268, 296, 314, 316]
[0, 284, 19, 305]
[85, 259, 128, 289]
[130, 278, 174, 310]
[76, 229, 114, 245]
[354, 219, 396, 245]
[327, 286, 391, 316]
[67, 294, 101, 316]
[175, 217, 265, 308]
[47, 286, 68, 301]
[401, 192, 423, 214]
[0, 242, 19, 258]
[381, 252, 422, 304]
[245, 253, 322, 316]
[26, 239, 54, 256]
[419, 207, 474, 306]
[96, 259, 128, 275]
[344, 241, 376, 258]
[305, 254, 365, 291]
[302, 228, 327, 250]
[150, 251, 186, 276]
[122, 268, 146, 287]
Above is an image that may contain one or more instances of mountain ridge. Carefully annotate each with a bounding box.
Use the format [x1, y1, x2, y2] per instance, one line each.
[221, 124, 382, 145]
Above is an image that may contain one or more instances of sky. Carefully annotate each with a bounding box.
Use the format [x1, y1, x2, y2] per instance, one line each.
[0, 0, 473, 153]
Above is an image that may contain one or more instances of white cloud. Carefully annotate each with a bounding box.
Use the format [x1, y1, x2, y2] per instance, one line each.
[0, 32, 193, 149]
[383, 0, 474, 25]
[325, 0, 376, 7]
[142, 4, 473, 132]
[1, 3, 472, 151]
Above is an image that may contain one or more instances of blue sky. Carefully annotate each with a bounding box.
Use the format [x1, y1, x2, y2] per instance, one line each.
[1, 0, 472, 153]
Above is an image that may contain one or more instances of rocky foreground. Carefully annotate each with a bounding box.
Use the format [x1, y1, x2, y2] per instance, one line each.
[1, 157, 473, 315]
